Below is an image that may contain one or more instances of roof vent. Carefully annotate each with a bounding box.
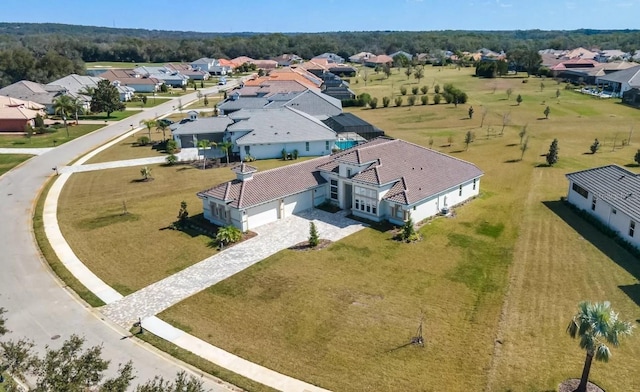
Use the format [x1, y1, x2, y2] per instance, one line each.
[619, 175, 625, 180]
[624, 193, 633, 199]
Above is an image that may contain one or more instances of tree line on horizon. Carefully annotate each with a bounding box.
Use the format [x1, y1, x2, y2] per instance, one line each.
[0, 23, 639, 88]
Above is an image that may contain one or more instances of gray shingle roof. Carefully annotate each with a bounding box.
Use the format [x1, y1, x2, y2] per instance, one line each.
[228, 107, 337, 145]
[217, 97, 270, 112]
[597, 65, 640, 86]
[171, 116, 233, 135]
[566, 165, 640, 222]
[199, 137, 483, 209]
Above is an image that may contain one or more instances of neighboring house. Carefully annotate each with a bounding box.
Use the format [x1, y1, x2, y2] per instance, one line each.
[227, 107, 337, 161]
[134, 66, 189, 87]
[190, 58, 233, 75]
[328, 65, 357, 77]
[596, 65, 640, 95]
[198, 137, 483, 231]
[217, 88, 342, 119]
[48, 74, 133, 102]
[364, 55, 393, 68]
[312, 53, 345, 64]
[566, 165, 640, 250]
[348, 52, 375, 64]
[0, 106, 41, 132]
[389, 51, 413, 61]
[0, 80, 82, 114]
[271, 53, 303, 66]
[595, 49, 628, 63]
[98, 69, 161, 93]
[252, 59, 279, 70]
[166, 63, 210, 80]
[564, 47, 598, 60]
[171, 112, 234, 150]
[0, 95, 45, 132]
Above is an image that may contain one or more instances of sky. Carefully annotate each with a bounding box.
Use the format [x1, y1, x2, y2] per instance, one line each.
[1, 0, 639, 33]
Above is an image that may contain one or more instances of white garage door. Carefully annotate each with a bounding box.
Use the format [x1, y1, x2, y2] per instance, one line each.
[247, 201, 279, 230]
[284, 191, 313, 216]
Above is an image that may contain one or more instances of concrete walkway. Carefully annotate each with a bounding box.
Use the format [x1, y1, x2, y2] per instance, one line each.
[0, 147, 54, 155]
[101, 209, 365, 327]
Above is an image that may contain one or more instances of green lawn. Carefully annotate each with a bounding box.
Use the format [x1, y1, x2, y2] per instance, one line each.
[55, 65, 640, 391]
[157, 66, 640, 391]
[126, 97, 170, 109]
[85, 61, 165, 69]
[0, 154, 32, 176]
[85, 128, 168, 164]
[57, 159, 311, 295]
[0, 124, 103, 148]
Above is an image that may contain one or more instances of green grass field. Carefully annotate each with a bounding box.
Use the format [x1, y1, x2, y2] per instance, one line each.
[56, 65, 640, 391]
[85, 61, 165, 69]
[0, 154, 32, 176]
[0, 124, 103, 148]
[79, 110, 142, 122]
[85, 128, 168, 164]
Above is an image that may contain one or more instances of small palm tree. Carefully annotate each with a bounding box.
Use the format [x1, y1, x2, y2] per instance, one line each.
[197, 139, 216, 169]
[140, 119, 157, 139]
[567, 301, 634, 392]
[140, 166, 152, 181]
[216, 226, 242, 248]
[218, 140, 233, 164]
[156, 122, 169, 141]
[53, 95, 75, 138]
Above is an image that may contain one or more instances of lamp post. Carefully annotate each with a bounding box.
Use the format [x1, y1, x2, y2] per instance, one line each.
[62, 114, 69, 138]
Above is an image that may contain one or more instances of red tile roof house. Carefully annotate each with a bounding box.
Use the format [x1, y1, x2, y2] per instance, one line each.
[566, 165, 640, 250]
[198, 138, 483, 231]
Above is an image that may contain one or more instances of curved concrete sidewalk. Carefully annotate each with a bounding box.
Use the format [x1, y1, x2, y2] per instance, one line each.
[43, 130, 361, 390]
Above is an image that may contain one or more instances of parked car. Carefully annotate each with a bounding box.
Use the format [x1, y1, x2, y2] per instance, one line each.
[157, 119, 174, 126]
[218, 77, 227, 85]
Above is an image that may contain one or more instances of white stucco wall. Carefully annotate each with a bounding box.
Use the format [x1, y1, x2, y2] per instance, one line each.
[238, 140, 332, 160]
[567, 180, 640, 249]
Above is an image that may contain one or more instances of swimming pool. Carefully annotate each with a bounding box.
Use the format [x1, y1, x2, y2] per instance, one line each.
[335, 140, 358, 150]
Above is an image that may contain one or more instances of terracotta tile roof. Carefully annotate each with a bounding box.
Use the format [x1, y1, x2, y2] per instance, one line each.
[218, 58, 235, 67]
[200, 137, 483, 209]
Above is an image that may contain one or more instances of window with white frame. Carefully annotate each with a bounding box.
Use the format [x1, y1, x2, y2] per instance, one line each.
[330, 179, 338, 200]
[473, 179, 476, 190]
[591, 195, 597, 211]
[354, 186, 378, 215]
[459, 185, 463, 196]
[630, 220, 636, 237]
[305, 142, 310, 151]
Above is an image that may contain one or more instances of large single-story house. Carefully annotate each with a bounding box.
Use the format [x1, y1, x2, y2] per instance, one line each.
[348, 52, 375, 64]
[48, 74, 134, 102]
[566, 165, 640, 250]
[134, 66, 189, 87]
[198, 137, 483, 231]
[98, 69, 161, 93]
[0, 106, 42, 132]
[596, 65, 640, 96]
[171, 111, 234, 150]
[0, 80, 84, 114]
[166, 63, 210, 81]
[227, 107, 337, 161]
[312, 53, 345, 64]
[364, 55, 394, 68]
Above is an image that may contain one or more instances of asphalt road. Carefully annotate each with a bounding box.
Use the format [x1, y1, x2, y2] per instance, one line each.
[0, 84, 240, 390]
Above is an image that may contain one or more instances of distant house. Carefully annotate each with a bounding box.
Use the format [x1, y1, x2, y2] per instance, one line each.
[98, 69, 161, 93]
[0, 80, 83, 114]
[566, 165, 640, 250]
[389, 51, 413, 61]
[198, 137, 483, 231]
[134, 66, 189, 87]
[171, 112, 234, 150]
[595, 49, 628, 63]
[364, 55, 393, 68]
[312, 53, 345, 64]
[166, 63, 210, 81]
[48, 74, 134, 103]
[190, 58, 233, 75]
[348, 52, 375, 64]
[271, 53, 303, 66]
[328, 65, 357, 77]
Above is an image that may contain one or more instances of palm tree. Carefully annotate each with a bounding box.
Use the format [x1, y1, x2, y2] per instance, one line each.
[140, 119, 157, 139]
[567, 301, 634, 392]
[156, 121, 169, 141]
[140, 166, 152, 181]
[53, 95, 75, 138]
[197, 139, 216, 169]
[215, 226, 242, 249]
[218, 140, 233, 164]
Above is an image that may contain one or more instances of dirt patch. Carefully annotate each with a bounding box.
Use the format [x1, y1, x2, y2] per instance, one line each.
[558, 379, 605, 392]
[289, 239, 332, 251]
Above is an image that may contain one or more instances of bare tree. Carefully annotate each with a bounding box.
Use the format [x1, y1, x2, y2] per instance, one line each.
[500, 112, 511, 136]
[520, 136, 529, 161]
[480, 107, 489, 128]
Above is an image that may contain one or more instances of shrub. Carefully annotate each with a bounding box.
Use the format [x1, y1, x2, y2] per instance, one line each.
[395, 96, 403, 107]
[165, 139, 178, 154]
[177, 201, 189, 223]
[309, 222, 319, 247]
[369, 97, 378, 109]
[421, 95, 428, 105]
[281, 148, 287, 161]
[160, 84, 168, 92]
[407, 96, 416, 105]
[434, 84, 440, 94]
[382, 96, 391, 107]
[357, 92, 372, 106]
[292, 149, 299, 159]
[399, 218, 419, 242]
[634, 149, 640, 165]
[433, 94, 441, 104]
[412, 86, 419, 95]
[400, 86, 407, 96]
[137, 136, 151, 146]
[166, 154, 177, 166]
[215, 226, 242, 248]
[420, 86, 428, 94]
